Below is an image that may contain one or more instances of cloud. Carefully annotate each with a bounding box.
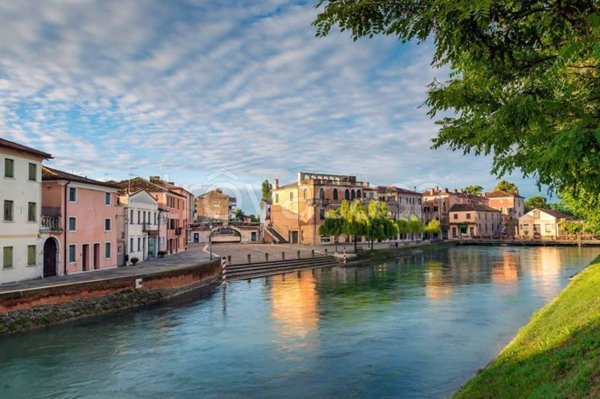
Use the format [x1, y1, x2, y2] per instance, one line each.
[0, 0, 541, 212]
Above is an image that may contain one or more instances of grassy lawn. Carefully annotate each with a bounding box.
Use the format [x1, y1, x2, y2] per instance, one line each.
[454, 256, 600, 399]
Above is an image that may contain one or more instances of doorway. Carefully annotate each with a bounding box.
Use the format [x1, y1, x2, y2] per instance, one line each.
[290, 231, 299, 244]
[93, 243, 100, 269]
[193, 233, 199, 243]
[82, 244, 89, 271]
[43, 238, 58, 277]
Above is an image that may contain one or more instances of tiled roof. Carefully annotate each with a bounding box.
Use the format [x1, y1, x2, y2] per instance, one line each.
[485, 190, 523, 198]
[377, 185, 421, 196]
[115, 177, 185, 197]
[42, 167, 120, 189]
[449, 203, 501, 213]
[536, 208, 575, 220]
[0, 137, 52, 159]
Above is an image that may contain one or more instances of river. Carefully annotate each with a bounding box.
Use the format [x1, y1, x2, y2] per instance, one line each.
[0, 246, 597, 398]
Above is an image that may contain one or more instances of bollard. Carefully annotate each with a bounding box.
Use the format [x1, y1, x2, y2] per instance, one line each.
[311, 249, 315, 258]
[221, 256, 228, 285]
[228, 255, 232, 264]
[324, 248, 328, 256]
[281, 251, 285, 260]
[247, 254, 251, 264]
[297, 250, 301, 259]
[265, 253, 269, 262]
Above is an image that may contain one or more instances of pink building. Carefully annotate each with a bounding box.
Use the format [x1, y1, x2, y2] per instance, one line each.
[41, 167, 120, 276]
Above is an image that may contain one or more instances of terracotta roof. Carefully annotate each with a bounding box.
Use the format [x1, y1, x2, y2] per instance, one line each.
[0, 137, 52, 159]
[449, 203, 501, 213]
[115, 177, 185, 197]
[485, 190, 523, 198]
[535, 208, 575, 220]
[377, 185, 421, 196]
[42, 167, 120, 189]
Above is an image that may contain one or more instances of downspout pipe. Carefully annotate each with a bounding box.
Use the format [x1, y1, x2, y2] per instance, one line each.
[63, 180, 70, 276]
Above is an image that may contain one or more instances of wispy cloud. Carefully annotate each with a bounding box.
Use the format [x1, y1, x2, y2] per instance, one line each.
[0, 0, 539, 211]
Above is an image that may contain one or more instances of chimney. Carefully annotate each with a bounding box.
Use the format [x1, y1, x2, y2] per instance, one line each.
[297, 172, 302, 183]
[274, 179, 279, 189]
[150, 176, 161, 183]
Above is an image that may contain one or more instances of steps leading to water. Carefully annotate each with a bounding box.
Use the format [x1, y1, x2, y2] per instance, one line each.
[225, 256, 338, 280]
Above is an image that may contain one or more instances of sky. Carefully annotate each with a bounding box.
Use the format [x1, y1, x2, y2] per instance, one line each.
[0, 0, 543, 213]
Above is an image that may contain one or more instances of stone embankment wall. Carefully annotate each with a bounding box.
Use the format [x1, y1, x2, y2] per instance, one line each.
[0, 260, 220, 335]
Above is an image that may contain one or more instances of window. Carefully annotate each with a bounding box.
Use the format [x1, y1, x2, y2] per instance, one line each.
[105, 242, 111, 259]
[69, 187, 77, 202]
[466, 213, 471, 219]
[27, 245, 36, 265]
[333, 189, 338, 200]
[138, 237, 141, 251]
[105, 192, 111, 205]
[357, 190, 361, 199]
[68, 217, 76, 231]
[319, 188, 325, 199]
[351, 190, 355, 200]
[130, 209, 134, 223]
[290, 192, 294, 201]
[68, 244, 76, 263]
[4, 158, 14, 178]
[304, 188, 307, 199]
[26, 202, 36, 222]
[3, 246, 13, 268]
[138, 210, 141, 224]
[143, 212, 146, 224]
[453, 213, 458, 220]
[154, 212, 157, 224]
[130, 238, 134, 254]
[28, 163, 37, 181]
[4, 200, 13, 221]
[345, 189, 350, 200]
[319, 209, 325, 220]
[104, 218, 111, 231]
[545, 224, 553, 233]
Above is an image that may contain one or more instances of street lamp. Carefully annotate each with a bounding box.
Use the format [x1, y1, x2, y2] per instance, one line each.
[209, 223, 213, 260]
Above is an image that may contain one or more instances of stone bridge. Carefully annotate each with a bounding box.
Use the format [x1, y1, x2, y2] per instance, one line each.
[188, 222, 261, 244]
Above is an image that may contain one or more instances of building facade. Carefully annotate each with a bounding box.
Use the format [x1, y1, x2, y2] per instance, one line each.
[119, 190, 159, 264]
[365, 186, 422, 221]
[270, 172, 369, 245]
[422, 188, 488, 239]
[485, 190, 525, 237]
[195, 189, 236, 222]
[518, 209, 574, 239]
[41, 167, 120, 275]
[0, 138, 52, 284]
[448, 203, 503, 238]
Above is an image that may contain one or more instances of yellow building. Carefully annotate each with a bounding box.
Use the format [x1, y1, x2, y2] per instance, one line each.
[269, 172, 369, 244]
[195, 189, 236, 222]
[448, 203, 503, 238]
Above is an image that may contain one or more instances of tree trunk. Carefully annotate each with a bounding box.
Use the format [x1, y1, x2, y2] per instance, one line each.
[354, 235, 358, 252]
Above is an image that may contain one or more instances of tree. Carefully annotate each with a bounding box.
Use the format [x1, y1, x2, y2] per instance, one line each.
[494, 180, 519, 195]
[336, 200, 368, 252]
[424, 220, 442, 238]
[365, 201, 396, 249]
[463, 185, 483, 196]
[319, 207, 344, 251]
[235, 208, 246, 221]
[314, 2, 600, 195]
[525, 195, 547, 209]
[560, 188, 600, 236]
[261, 180, 272, 202]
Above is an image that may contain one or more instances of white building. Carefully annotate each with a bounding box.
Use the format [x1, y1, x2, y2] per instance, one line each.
[119, 190, 159, 264]
[0, 138, 52, 284]
[519, 208, 574, 239]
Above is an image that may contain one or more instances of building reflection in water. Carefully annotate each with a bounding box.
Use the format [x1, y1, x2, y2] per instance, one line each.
[424, 261, 454, 301]
[528, 247, 563, 298]
[491, 249, 519, 291]
[269, 270, 320, 351]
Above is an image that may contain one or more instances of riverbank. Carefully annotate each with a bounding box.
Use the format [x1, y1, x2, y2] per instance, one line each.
[0, 259, 221, 336]
[454, 256, 600, 398]
[344, 240, 457, 265]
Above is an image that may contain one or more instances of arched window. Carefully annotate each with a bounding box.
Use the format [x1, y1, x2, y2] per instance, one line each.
[356, 190, 361, 199]
[344, 189, 350, 200]
[351, 190, 356, 200]
[319, 188, 325, 199]
[333, 189, 338, 200]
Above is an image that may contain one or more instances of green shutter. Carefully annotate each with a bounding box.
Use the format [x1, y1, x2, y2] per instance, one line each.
[3, 247, 13, 268]
[28, 163, 37, 181]
[4, 159, 14, 178]
[27, 245, 36, 265]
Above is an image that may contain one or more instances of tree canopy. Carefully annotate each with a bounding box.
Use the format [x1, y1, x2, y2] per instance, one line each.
[463, 185, 483, 196]
[314, 1, 600, 195]
[525, 195, 548, 209]
[494, 180, 519, 195]
[261, 179, 273, 202]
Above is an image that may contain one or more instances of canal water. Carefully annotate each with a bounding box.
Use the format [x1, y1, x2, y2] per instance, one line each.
[0, 246, 597, 398]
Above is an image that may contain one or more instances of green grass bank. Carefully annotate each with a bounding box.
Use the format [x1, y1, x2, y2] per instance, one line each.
[454, 256, 600, 398]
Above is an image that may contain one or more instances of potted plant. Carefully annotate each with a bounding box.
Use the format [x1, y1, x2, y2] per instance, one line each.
[130, 257, 139, 265]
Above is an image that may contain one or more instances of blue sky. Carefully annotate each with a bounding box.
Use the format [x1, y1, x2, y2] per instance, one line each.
[0, 0, 543, 213]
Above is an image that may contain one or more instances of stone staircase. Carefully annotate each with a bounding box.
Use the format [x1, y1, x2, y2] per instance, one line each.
[264, 227, 288, 244]
[225, 256, 339, 281]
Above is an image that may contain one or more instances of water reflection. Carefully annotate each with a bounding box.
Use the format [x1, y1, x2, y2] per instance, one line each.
[0, 246, 596, 399]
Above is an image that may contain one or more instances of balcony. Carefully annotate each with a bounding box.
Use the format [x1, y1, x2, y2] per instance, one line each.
[41, 207, 62, 232]
[143, 222, 158, 232]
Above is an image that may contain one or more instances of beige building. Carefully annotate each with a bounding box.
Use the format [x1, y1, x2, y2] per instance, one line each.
[518, 209, 574, 239]
[195, 189, 236, 222]
[422, 188, 488, 238]
[364, 186, 422, 221]
[448, 203, 503, 238]
[269, 172, 369, 244]
[485, 190, 525, 237]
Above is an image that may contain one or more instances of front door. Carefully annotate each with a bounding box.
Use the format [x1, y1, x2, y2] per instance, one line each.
[194, 233, 199, 243]
[148, 238, 156, 258]
[43, 238, 57, 277]
[82, 244, 89, 271]
[290, 231, 299, 244]
[93, 243, 100, 269]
